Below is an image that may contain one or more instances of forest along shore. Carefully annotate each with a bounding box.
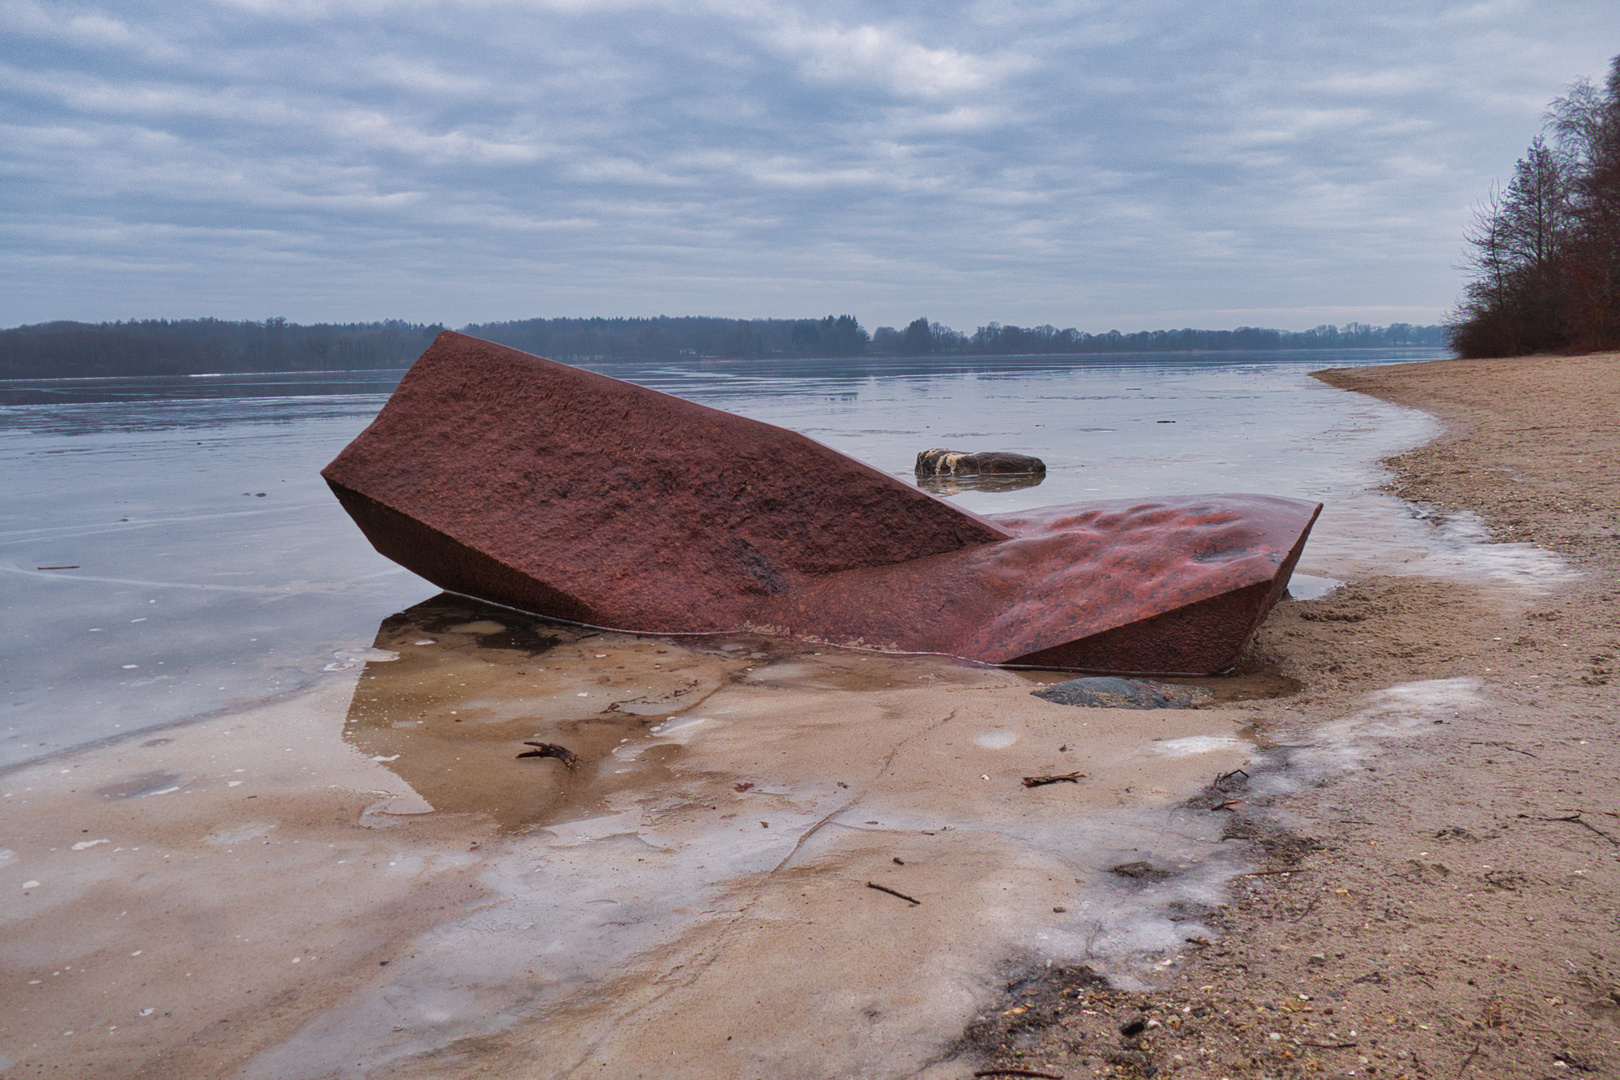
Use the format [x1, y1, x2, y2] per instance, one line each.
[961, 352, 1620, 1079]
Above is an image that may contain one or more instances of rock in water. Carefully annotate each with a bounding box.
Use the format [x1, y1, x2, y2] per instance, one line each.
[915, 448, 1046, 477]
[1033, 676, 1214, 709]
[323, 331, 1322, 674]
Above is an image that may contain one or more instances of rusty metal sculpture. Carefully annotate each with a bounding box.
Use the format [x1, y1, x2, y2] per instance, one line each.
[323, 332, 1321, 674]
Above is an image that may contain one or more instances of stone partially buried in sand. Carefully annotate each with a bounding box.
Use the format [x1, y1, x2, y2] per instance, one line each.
[323, 331, 1321, 674]
[1033, 676, 1214, 710]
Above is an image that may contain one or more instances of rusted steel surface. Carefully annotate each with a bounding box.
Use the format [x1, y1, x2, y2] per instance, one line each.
[324, 331, 1321, 674]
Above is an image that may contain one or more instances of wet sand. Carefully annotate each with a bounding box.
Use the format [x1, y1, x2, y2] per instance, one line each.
[3, 352, 1617, 1078]
[1, 600, 1268, 1079]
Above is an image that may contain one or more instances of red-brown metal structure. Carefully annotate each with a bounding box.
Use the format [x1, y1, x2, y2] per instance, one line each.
[324, 332, 1320, 674]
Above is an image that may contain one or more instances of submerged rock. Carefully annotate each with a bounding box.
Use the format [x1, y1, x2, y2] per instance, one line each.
[915, 448, 1046, 477]
[1033, 676, 1213, 709]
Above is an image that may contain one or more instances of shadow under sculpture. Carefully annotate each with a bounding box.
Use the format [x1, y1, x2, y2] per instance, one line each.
[323, 332, 1321, 675]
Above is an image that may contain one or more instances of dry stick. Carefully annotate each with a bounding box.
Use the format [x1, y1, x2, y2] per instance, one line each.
[1290, 892, 1324, 923]
[866, 881, 921, 906]
[1022, 772, 1087, 788]
[1542, 812, 1620, 847]
[972, 1070, 1063, 1080]
[1298, 1040, 1358, 1049]
[1457, 1040, 1484, 1077]
[1465, 740, 1538, 758]
[1557, 806, 1620, 820]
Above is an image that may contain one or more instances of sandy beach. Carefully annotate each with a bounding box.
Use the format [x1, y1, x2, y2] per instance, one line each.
[979, 351, 1620, 1078]
[2, 351, 1617, 1079]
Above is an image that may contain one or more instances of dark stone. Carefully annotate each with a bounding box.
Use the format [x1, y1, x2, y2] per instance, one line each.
[915, 447, 1046, 476]
[1032, 676, 1213, 709]
[323, 332, 1322, 675]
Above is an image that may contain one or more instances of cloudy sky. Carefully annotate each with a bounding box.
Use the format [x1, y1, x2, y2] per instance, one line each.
[1, 0, 1614, 332]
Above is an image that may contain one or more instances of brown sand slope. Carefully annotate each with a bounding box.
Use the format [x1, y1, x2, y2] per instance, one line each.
[969, 353, 1620, 1079]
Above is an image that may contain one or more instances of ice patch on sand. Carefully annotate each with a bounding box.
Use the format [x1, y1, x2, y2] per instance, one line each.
[1415, 512, 1580, 591]
[1263, 677, 1487, 783]
[1152, 734, 1243, 756]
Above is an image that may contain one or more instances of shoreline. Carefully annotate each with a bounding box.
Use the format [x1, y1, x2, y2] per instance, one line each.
[978, 352, 1620, 1078]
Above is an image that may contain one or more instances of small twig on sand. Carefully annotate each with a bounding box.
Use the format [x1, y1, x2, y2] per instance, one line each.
[1558, 806, 1620, 820]
[517, 742, 580, 768]
[1542, 812, 1620, 847]
[1022, 772, 1086, 788]
[1465, 740, 1538, 759]
[1457, 1040, 1483, 1076]
[1290, 892, 1324, 923]
[866, 881, 921, 906]
[973, 1069, 1063, 1079]
[1299, 1040, 1357, 1049]
[1241, 868, 1305, 877]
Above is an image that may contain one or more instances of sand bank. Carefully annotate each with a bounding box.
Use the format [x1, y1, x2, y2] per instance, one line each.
[979, 352, 1620, 1078]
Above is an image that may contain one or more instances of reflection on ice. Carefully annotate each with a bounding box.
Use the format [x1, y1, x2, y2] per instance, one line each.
[916, 471, 1047, 495]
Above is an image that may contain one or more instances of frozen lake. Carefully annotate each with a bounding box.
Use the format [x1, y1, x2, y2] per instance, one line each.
[0, 347, 1474, 768]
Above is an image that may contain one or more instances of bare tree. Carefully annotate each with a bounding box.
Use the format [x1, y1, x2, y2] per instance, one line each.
[1547, 56, 1620, 349]
[1452, 54, 1620, 355]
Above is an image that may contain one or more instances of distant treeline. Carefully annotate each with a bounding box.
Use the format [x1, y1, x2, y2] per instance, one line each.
[464, 314, 1443, 359]
[1452, 54, 1620, 356]
[872, 318, 1444, 356]
[1, 314, 1445, 379]
[466, 314, 871, 362]
[0, 318, 446, 379]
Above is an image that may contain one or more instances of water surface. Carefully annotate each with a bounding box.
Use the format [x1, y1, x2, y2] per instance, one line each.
[1, 348, 1462, 768]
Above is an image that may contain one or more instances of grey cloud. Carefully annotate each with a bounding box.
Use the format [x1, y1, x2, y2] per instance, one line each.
[0, 0, 1614, 329]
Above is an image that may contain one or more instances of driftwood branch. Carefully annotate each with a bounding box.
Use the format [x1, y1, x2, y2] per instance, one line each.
[1022, 772, 1086, 788]
[517, 742, 580, 768]
[866, 881, 921, 906]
